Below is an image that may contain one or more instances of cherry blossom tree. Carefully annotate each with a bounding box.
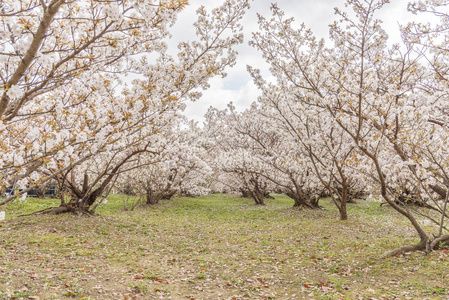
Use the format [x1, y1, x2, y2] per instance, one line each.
[247, 68, 369, 219]
[117, 120, 212, 206]
[249, 0, 449, 254]
[226, 103, 324, 208]
[203, 104, 275, 205]
[1, 0, 185, 199]
[0, 0, 250, 213]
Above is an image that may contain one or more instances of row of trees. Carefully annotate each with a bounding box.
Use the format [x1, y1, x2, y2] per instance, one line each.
[237, 0, 449, 256]
[155, 0, 449, 257]
[1, 0, 449, 257]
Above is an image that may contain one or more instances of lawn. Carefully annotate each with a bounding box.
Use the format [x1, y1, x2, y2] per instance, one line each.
[0, 194, 448, 299]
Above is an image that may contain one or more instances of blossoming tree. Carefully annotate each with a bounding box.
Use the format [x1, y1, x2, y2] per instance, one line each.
[248, 0, 449, 254]
[117, 120, 212, 205]
[0, 0, 250, 214]
[202, 104, 276, 205]
[247, 70, 366, 218]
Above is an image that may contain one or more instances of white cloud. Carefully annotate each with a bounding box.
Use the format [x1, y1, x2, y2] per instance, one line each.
[182, 75, 261, 122]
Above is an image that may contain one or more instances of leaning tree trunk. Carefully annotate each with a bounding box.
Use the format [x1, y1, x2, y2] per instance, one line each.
[367, 153, 436, 257]
[330, 180, 349, 220]
[161, 190, 176, 200]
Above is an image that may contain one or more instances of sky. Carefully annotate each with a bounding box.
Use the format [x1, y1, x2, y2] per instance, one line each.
[168, 0, 426, 123]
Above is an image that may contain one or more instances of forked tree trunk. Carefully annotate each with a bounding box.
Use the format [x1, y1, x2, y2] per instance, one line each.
[48, 169, 114, 215]
[144, 182, 176, 205]
[251, 188, 265, 205]
[48, 191, 101, 215]
[146, 196, 160, 205]
[309, 195, 320, 208]
[161, 190, 176, 200]
[146, 189, 161, 205]
[39, 148, 151, 216]
[287, 191, 320, 209]
[286, 175, 321, 209]
[241, 174, 268, 205]
[33, 185, 47, 199]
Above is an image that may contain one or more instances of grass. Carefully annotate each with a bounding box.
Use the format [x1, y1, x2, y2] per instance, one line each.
[0, 194, 448, 299]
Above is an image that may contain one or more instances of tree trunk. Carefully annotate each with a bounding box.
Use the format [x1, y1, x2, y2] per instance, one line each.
[146, 189, 161, 205]
[265, 192, 274, 199]
[307, 193, 321, 209]
[46, 193, 99, 215]
[161, 190, 176, 200]
[336, 182, 348, 220]
[240, 189, 251, 198]
[287, 191, 320, 209]
[244, 176, 267, 205]
[253, 188, 265, 205]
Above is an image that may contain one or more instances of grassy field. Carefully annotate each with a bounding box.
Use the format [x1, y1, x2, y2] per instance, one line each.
[0, 194, 448, 300]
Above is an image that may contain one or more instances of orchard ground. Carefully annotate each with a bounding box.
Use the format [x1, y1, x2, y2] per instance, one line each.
[0, 195, 448, 300]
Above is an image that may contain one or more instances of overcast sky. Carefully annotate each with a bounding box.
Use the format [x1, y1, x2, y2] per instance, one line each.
[169, 0, 425, 123]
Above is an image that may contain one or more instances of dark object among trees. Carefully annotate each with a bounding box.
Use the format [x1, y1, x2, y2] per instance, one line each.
[28, 182, 58, 198]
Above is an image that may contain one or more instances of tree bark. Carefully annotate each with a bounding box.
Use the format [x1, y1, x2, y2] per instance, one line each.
[380, 239, 427, 258]
[338, 182, 348, 220]
[287, 191, 320, 209]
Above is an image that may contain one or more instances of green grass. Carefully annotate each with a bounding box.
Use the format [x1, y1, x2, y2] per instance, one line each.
[3, 197, 60, 217]
[0, 194, 448, 299]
